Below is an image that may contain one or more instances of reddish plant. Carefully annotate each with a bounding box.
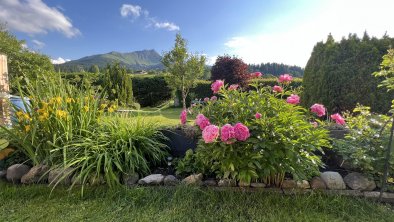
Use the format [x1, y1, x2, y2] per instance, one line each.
[210, 55, 249, 86]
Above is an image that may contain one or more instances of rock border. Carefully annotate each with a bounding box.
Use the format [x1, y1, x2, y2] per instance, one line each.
[2, 165, 394, 203]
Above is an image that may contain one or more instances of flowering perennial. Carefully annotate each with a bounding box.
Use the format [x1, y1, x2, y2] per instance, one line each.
[310, 103, 326, 117]
[211, 80, 224, 93]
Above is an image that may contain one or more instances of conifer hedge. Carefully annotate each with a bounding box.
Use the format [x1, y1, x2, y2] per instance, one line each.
[302, 33, 394, 114]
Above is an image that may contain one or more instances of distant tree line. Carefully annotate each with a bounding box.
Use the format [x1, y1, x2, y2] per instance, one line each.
[248, 62, 304, 77]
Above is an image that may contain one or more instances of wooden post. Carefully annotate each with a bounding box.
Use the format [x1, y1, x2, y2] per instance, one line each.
[0, 54, 10, 126]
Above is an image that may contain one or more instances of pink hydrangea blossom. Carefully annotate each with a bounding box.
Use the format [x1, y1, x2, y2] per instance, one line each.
[255, 112, 262, 119]
[202, 125, 219, 143]
[251, 72, 262, 78]
[228, 84, 239, 90]
[211, 80, 224, 93]
[204, 97, 209, 102]
[220, 124, 236, 144]
[286, 94, 300, 105]
[272, 85, 283, 93]
[211, 96, 217, 101]
[180, 110, 187, 125]
[278, 74, 293, 83]
[195, 114, 211, 130]
[331, 113, 346, 125]
[310, 103, 326, 117]
[234, 123, 250, 141]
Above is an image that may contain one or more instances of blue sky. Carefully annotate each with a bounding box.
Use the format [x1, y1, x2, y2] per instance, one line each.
[1, 0, 394, 67]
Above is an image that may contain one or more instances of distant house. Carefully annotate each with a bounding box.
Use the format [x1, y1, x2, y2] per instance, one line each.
[134, 70, 148, 75]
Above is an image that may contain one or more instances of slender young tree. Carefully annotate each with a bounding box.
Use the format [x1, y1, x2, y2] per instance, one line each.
[162, 34, 206, 109]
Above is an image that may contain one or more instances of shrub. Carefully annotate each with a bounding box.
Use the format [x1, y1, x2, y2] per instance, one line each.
[211, 55, 250, 86]
[132, 75, 173, 107]
[56, 117, 168, 189]
[302, 33, 394, 113]
[332, 105, 392, 178]
[187, 80, 331, 184]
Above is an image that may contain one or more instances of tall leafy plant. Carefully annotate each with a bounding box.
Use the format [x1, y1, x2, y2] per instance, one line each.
[162, 34, 206, 109]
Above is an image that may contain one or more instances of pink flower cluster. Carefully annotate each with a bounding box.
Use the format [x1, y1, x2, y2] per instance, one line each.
[272, 85, 283, 93]
[278, 74, 293, 83]
[202, 125, 220, 143]
[255, 112, 262, 119]
[331, 113, 345, 125]
[220, 124, 236, 144]
[286, 94, 300, 105]
[228, 84, 239, 90]
[196, 114, 250, 144]
[195, 114, 211, 130]
[211, 80, 224, 93]
[310, 103, 326, 117]
[251, 72, 262, 78]
[180, 109, 187, 125]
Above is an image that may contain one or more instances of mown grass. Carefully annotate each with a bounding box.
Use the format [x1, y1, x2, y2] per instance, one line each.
[1, 182, 393, 222]
[106, 107, 195, 126]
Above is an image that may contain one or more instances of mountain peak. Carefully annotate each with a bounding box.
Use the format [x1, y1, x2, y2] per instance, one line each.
[56, 50, 164, 71]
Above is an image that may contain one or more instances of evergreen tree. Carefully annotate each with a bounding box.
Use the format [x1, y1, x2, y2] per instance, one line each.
[302, 33, 394, 113]
[103, 63, 133, 106]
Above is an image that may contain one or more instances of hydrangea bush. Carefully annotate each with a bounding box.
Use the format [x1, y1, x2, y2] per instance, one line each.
[181, 74, 336, 185]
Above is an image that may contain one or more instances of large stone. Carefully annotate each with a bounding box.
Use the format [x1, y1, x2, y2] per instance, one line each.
[310, 177, 327, 190]
[138, 174, 164, 185]
[0, 170, 6, 180]
[48, 168, 74, 186]
[89, 175, 105, 186]
[182, 173, 203, 185]
[320, 171, 346, 190]
[203, 179, 217, 187]
[6, 164, 30, 183]
[21, 164, 49, 184]
[343, 172, 376, 191]
[363, 191, 394, 202]
[163, 175, 179, 186]
[218, 179, 236, 187]
[281, 179, 297, 189]
[296, 180, 310, 189]
[122, 173, 139, 186]
[250, 182, 266, 188]
[238, 181, 250, 187]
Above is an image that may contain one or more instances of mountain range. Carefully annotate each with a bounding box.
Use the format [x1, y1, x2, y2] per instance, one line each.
[56, 49, 164, 72]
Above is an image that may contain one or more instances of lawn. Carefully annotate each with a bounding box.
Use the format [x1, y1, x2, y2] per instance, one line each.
[110, 107, 195, 126]
[1, 182, 394, 222]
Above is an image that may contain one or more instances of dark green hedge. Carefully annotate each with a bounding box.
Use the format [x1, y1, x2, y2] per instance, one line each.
[177, 80, 213, 107]
[132, 75, 174, 107]
[302, 33, 394, 114]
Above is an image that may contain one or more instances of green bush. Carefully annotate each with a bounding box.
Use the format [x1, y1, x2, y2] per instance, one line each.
[333, 105, 392, 179]
[187, 82, 330, 184]
[302, 33, 394, 113]
[57, 117, 168, 189]
[251, 77, 303, 88]
[132, 75, 173, 107]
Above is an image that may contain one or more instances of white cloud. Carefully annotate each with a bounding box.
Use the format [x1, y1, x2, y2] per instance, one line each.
[153, 21, 180, 31]
[32, 39, 45, 49]
[0, 0, 80, 38]
[120, 4, 179, 31]
[120, 4, 145, 18]
[51, 57, 71, 64]
[224, 0, 394, 67]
